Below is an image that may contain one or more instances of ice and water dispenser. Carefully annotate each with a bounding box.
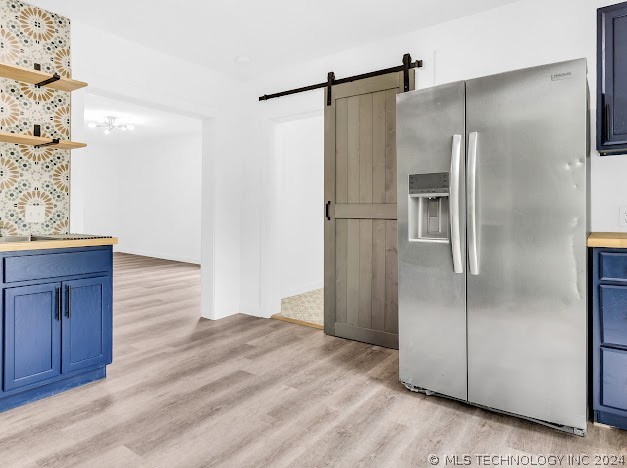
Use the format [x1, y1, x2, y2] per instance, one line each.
[408, 172, 450, 243]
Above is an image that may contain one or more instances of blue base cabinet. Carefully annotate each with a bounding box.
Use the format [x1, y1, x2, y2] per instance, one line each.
[592, 248, 627, 430]
[0, 246, 112, 412]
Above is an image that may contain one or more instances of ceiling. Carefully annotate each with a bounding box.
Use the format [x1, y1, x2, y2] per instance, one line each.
[83, 94, 201, 145]
[29, 0, 520, 78]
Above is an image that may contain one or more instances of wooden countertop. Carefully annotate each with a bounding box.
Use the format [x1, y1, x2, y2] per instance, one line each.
[0, 237, 118, 252]
[587, 232, 627, 248]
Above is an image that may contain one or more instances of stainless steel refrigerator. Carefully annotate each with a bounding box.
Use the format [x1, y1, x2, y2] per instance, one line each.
[397, 59, 589, 435]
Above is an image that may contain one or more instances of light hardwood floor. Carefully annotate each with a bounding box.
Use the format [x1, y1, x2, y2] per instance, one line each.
[0, 253, 624, 467]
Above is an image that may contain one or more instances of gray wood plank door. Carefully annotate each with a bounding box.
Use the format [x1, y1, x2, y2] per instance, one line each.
[324, 71, 414, 349]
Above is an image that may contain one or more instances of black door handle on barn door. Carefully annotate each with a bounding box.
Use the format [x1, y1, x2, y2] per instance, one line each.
[325, 201, 331, 220]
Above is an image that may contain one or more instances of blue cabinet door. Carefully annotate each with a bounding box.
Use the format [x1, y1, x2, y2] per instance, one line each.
[600, 348, 627, 411]
[598, 2, 627, 155]
[4, 283, 62, 391]
[61, 277, 112, 374]
[599, 285, 627, 348]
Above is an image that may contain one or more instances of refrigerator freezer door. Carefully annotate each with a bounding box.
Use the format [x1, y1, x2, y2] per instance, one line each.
[397, 81, 467, 400]
[466, 59, 588, 431]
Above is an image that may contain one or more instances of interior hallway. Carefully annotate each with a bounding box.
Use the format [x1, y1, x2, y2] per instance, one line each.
[0, 253, 624, 467]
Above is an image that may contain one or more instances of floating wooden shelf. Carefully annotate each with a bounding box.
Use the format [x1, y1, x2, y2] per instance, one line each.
[0, 62, 87, 92]
[0, 131, 86, 150]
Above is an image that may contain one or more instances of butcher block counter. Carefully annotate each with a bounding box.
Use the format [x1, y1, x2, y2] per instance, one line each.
[587, 232, 627, 248]
[0, 235, 117, 252]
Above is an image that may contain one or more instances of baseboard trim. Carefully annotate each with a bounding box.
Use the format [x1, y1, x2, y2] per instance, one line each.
[271, 314, 323, 330]
[595, 410, 627, 430]
[116, 248, 200, 265]
[0, 367, 106, 413]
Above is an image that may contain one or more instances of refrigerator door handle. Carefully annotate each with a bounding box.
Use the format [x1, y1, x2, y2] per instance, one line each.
[467, 131, 479, 275]
[449, 134, 463, 274]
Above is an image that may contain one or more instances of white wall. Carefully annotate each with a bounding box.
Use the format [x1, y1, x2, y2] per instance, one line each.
[241, 0, 627, 318]
[72, 134, 202, 264]
[66, 21, 249, 319]
[276, 116, 324, 298]
[62, 0, 627, 321]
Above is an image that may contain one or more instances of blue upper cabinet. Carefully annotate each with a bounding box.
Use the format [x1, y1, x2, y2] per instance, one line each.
[4, 283, 62, 391]
[61, 277, 112, 373]
[598, 2, 627, 155]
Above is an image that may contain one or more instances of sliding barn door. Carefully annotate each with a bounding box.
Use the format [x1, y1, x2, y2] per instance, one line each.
[324, 71, 414, 348]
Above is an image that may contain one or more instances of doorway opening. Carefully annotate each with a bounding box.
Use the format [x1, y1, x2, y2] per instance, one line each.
[270, 114, 324, 329]
[261, 71, 410, 347]
[72, 93, 203, 264]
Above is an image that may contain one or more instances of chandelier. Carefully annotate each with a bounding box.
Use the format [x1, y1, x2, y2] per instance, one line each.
[87, 116, 135, 135]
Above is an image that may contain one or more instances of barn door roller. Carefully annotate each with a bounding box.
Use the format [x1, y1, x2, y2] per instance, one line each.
[259, 53, 422, 106]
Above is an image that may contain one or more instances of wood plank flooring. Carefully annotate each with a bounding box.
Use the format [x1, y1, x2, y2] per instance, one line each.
[0, 252, 624, 467]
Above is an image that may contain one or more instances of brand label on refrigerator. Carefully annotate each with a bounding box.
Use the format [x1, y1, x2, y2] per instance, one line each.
[551, 72, 572, 81]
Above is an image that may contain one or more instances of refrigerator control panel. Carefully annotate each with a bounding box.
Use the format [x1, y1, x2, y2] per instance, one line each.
[409, 172, 449, 195]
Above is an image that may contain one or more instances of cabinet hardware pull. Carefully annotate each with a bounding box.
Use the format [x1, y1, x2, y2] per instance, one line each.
[55, 287, 61, 321]
[606, 103, 612, 142]
[66, 285, 71, 318]
[325, 201, 331, 221]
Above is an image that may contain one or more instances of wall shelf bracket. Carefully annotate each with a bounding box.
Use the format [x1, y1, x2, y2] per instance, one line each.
[32, 63, 61, 88]
[35, 73, 61, 88]
[35, 138, 60, 149]
[32, 125, 60, 148]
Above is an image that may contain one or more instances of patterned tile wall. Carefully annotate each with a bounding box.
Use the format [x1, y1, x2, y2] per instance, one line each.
[0, 0, 71, 236]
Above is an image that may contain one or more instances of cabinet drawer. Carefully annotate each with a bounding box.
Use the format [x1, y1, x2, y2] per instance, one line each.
[599, 285, 627, 348]
[599, 252, 627, 282]
[600, 347, 627, 411]
[3, 250, 110, 283]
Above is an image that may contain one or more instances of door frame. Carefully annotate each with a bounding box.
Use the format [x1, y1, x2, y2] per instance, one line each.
[74, 88, 220, 320]
[259, 111, 325, 319]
